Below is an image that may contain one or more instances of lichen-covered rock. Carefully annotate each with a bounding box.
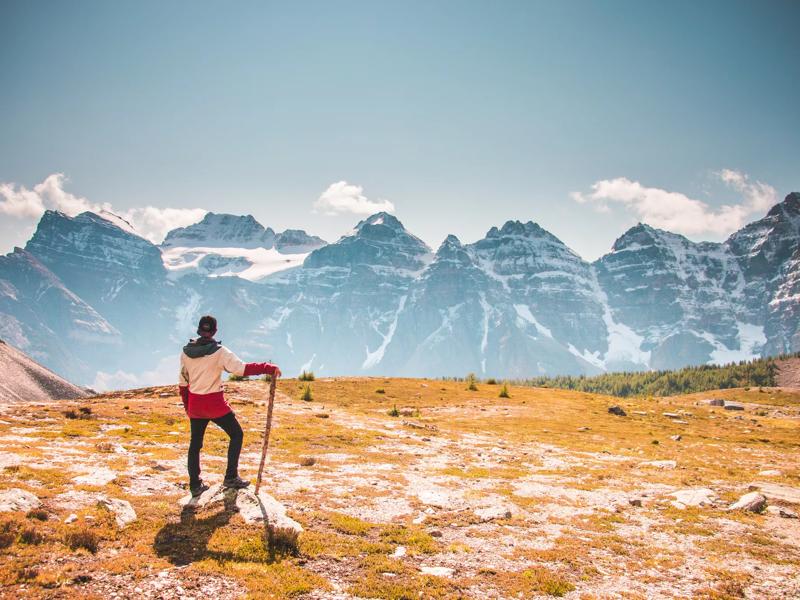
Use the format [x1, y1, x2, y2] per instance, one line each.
[97, 497, 137, 528]
[0, 488, 41, 513]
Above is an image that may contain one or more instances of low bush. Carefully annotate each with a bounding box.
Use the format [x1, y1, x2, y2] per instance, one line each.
[299, 370, 315, 381]
[499, 383, 511, 398]
[64, 528, 99, 553]
[301, 384, 313, 402]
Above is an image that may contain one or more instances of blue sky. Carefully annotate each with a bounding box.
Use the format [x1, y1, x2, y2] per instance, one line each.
[1, 0, 798, 259]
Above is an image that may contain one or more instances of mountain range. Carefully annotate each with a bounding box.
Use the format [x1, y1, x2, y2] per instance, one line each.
[1, 193, 798, 388]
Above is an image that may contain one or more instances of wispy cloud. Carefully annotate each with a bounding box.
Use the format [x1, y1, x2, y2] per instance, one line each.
[570, 170, 777, 236]
[0, 173, 206, 243]
[313, 181, 395, 216]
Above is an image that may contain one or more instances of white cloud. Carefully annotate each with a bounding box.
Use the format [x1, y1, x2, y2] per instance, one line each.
[0, 173, 207, 244]
[313, 181, 395, 216]
[571, 170, 777, 237]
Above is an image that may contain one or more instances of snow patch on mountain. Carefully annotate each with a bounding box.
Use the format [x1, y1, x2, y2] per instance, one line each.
[363, 295, 407, 369]
[162, 246, 310, 281]
[514, 304, 553, 339]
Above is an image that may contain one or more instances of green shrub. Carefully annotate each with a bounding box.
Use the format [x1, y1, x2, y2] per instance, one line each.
[466, 373, 478, 391]
[228, 373, 248, 381]
[499, 383, 511, 398]
[388, 404, 400, 417]
[486, 378, 498, 385]
[299, 370, 315, 381]
[301, 384, 313, 402]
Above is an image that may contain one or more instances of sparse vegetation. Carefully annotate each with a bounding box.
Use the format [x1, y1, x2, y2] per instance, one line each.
[466, 372, 478, 391]
[375, 388, 386, 394]
[301, 383, 314, 401]
[64, 528, 99, 553]
[227, 373, 248, 381]
[499, 382, 511, 398]
[299, 370, 315, 381]
[516, 353, 798, 397]
[388, 404, 400, 417]
[485, 377, 498, 385]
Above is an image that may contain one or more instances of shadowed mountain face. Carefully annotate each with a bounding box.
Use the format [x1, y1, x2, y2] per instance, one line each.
[1, 195, 798, 386]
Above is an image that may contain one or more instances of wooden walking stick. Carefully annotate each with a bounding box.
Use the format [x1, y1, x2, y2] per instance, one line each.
[255, 374, 278, 495]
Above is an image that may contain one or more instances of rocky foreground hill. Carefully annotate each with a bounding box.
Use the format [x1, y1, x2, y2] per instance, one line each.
[0, 339, 87, 402]
[0, 193, 798, 387]
[0, 378, 798, 598]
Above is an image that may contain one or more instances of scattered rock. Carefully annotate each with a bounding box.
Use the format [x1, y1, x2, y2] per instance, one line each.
[662, 412, 680, 418]
[748, 482, 800, 505]
[766, 506, 798, 519]
[420, 566, 453, 577]
[97, 497, 137, 528]
[729, 492, 767, 513]
[706, 398, 725, 406]
[577, 426, 591, 432]
[474, 506, 512, 522]
[632, 411, 648, 416]
[65, 513, 78, 524]
[724, 402, 745, 411]
[0, 488, 41, 513]
[392, 546, 407, 558]
[670, 435, 682, 441]
[429, 530, 443, 538]
[669, 488, 719, 509]
[608, 406, 627, 417]
[72, 467, 117, 486]
[628, 498, 642, 507]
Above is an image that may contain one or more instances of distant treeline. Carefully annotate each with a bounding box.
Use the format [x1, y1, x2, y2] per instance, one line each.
[505, 353, 800, 398]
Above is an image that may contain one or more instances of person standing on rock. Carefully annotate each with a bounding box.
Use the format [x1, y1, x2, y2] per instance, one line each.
[178, 315, 281, 497]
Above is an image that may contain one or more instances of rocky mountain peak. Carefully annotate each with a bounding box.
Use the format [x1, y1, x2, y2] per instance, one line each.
[355, 212, 404, 232]
[162, 212, 275, 249]
[767, 192, 800, 221]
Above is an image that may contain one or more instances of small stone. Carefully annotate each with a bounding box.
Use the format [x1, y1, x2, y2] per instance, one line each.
[729, 492, 767, 513]
[706, 398, 725, 406]
[97, 498, 137, 528]
[628, 498, 642, 507]
[608, 406, 627, 417]
[429, 530, 443, 538]
[577, 426, 590, 432]
[474, 506, 512, 522]
[669, 488, 719, 508]
[724, 402, 745, 411]
[420, 566, 454, 577]
[392, 546, 407, 558]
[766, 506, 798, 519]
[0, 488, 41, 513]
[757, 469, 782, 477]
[670, 435, 682, 441]
[662, 412, 680, 418]
[64, 513, 79, 524]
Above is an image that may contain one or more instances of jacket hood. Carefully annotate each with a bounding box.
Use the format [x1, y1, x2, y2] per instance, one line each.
[183, 337, 222, 359]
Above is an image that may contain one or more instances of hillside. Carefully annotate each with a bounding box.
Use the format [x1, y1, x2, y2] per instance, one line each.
[0, 340, 88, 402]
[0, 378, 798, 598]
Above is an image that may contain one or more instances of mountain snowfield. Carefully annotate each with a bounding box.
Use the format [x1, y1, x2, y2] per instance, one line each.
[0, 194, 797, 388]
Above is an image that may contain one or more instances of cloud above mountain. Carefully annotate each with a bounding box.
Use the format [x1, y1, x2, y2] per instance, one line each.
[570, 170, 777, 237]
[313, 181, 395, 216]
[0, 173, 206, 243]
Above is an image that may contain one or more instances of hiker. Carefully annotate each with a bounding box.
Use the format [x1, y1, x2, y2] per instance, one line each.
[178, 315, 281, 497]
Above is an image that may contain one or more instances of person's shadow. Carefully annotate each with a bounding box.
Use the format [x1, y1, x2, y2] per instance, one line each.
[153, 488, 298, 565]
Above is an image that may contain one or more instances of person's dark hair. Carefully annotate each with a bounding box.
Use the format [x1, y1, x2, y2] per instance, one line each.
[197, 315, 217, 337]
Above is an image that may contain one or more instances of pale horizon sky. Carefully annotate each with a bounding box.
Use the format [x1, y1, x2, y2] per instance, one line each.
[1, 0, 798, 261]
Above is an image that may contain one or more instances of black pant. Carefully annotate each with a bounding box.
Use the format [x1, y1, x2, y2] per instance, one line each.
[188, 411, 243, 485]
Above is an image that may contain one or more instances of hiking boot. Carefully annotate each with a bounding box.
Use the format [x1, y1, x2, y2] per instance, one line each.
[190, 480, 210, 497]
[223, 476, 250, 490]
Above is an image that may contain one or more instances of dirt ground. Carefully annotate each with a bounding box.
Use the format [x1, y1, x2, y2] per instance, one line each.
[0, 378, 799, 599]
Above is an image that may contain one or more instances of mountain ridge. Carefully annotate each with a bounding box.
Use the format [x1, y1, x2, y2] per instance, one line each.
[1, 194, 798, 386]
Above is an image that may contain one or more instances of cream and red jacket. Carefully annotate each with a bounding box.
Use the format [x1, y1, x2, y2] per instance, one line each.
[178, 337, 277, 419]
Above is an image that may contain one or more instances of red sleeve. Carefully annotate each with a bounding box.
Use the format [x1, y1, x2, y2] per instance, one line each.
[179, 385, 189, 411]
[243, 362, 278, 377]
